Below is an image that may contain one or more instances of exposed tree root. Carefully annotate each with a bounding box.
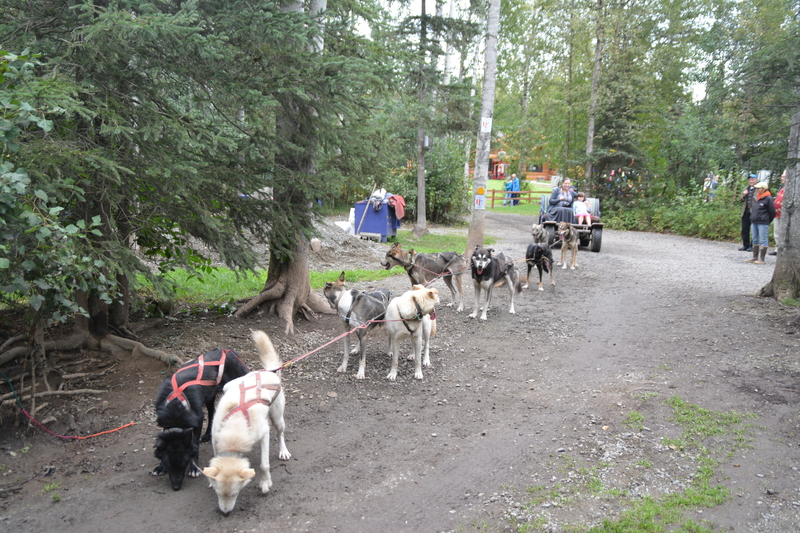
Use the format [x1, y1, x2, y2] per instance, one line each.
[1, 331, 180, 368]
[233, 241, 334, 334]
[2, 389, 107, 407]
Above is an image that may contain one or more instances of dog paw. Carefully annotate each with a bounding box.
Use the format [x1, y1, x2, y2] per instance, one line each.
[200, 433, 211, 443]
[522, 283, 529, 290]
[456, 305, 464, 313]
[562, 265, 567, 269]
[355, 371, 365, 380]
[479, 315, 488, 321]
[538, 287, 544, 291]
[414, 371, 424, 380]
[278, 450, 292, 461]
[570, 266, 575, 270]
[406, 353, 415, 361]
[259, 479, 273, 493]
[336, 365, 347, 373]
[188, 466, 201, 478]
[151, 466, 166, 476]
[386, 371, 398, 381]
[468, 312, 477, 319]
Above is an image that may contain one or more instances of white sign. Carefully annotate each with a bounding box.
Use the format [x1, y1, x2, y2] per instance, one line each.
[474, 194, 486, 210]
[480, 117, 492, 133]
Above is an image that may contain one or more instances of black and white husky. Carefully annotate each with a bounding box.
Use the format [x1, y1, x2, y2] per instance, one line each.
[323, 272, 392, 379]
[469, 247, 522, 320]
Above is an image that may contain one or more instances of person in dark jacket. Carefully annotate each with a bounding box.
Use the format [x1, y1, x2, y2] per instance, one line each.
[739, 174, 758, 251]
[745, 181, 776, 264]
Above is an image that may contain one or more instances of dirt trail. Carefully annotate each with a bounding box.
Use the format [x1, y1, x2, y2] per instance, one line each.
[1, 212, 799, 532]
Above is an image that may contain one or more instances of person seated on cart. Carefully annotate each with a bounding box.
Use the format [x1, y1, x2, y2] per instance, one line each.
[572, 192, 592, 225]
[546, 178, 577, 222]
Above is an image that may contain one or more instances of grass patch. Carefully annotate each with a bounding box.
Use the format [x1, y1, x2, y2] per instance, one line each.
[623, 411, 645, 432]
[393, 230, 475, 253]
[510, 397, 758, 533]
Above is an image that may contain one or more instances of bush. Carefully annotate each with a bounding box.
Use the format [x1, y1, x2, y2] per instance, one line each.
[385, 135, 470, 225]
[603, 184, 748, 242]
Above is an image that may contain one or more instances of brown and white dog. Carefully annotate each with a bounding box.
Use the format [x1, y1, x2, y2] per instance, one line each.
[381, 243, 465, 312]
[384, 285, 439, 380]
[202, 331, 290, 514]
[557, 221, 579, 270]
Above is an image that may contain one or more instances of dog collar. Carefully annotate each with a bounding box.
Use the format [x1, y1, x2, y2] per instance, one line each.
[218, 451, 245, 459]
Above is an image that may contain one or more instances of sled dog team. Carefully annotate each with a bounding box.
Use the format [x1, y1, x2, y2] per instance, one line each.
[152, 226, 583, 512]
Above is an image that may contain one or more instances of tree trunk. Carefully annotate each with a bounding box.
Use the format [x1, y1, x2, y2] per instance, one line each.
[465, 0, 500, 257]
[234, 238, 331, 334]
[413, 0, 429, 239]
[584, 0, 604, 183]
[233, 0, 334, 333]
[760, 111, 800, 301]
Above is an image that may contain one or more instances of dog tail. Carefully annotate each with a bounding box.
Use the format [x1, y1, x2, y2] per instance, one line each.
[252, 330, 282, 371]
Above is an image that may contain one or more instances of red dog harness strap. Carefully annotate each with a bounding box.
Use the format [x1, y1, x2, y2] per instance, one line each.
[165, 349, 234, 409]
[223, 371, 282, 426]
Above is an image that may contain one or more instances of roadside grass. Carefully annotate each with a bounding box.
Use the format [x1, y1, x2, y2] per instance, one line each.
[510, 396, 758, 533]
[479, 179, 552, 217]
[393, 229, 494, 254]
[136, 228, 479, 312]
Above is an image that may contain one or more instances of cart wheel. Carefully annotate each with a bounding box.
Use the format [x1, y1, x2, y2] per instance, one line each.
[590, 227, 602, 252]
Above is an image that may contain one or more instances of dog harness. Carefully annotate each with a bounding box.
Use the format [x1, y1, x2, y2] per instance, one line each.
[165, 349, 237, 409]
[345, 291, 391, 327]
[222, 370, 282, 427]
[402, 297, 435, 333]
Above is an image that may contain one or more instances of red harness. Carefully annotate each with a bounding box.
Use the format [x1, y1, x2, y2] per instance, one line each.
[165, 349, 235, 409]
[223, 370, 282, 427]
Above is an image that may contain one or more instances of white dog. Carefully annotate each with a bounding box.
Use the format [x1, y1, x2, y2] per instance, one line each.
[384, 285, 439, 380]
[202, 330, 290, 514]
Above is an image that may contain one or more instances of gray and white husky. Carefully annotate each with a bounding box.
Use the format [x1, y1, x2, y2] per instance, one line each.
[323, 272, 392, 379]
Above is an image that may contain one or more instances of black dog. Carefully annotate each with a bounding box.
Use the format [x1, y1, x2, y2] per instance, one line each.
[152, 348, 250, 490]
[524, 243, 555, 291]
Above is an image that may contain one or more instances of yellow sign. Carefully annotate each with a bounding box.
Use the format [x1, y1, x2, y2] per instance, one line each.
[477, 187, 485, 195]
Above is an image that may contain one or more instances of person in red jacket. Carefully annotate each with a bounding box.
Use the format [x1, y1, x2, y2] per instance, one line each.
[769, 171, 785, 256]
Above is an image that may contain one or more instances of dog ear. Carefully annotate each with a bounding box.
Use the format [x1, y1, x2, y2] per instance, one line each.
[202, 466, 219, 479]
[391, 243, 401, 251]
[324, 282, 332, 289]
[411, 284, 425, 291]
[240, 468, 256, 480]
[487, 248, 494, 255]
[338, 271, 345, 282]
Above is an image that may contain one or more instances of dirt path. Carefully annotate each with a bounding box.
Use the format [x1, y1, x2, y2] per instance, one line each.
[2, 212, 799, 532]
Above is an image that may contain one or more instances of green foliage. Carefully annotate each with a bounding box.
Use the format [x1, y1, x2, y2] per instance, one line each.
[1, 51, 117, 327]
[603, 184, 745, 242]
[386, 134, 471, 224]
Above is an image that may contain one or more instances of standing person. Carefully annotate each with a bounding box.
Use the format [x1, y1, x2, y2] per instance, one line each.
[703, 173, 713, 201]
[739, 174, 758, 251]
[502, 175, 513, 206]
[510, 173, 521, 206]
[769, 171, 786, 256]
[745, 182, 776, 264]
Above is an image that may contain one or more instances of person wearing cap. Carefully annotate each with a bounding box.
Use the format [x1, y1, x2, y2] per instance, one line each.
[739, 174, 758, 251]
[745, 181, 776, 264]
